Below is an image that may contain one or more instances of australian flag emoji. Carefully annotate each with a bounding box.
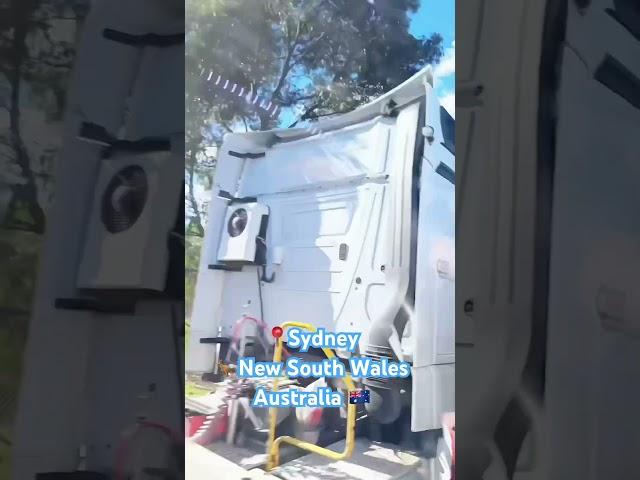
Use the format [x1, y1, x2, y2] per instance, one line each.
[349, 389, 371, 404]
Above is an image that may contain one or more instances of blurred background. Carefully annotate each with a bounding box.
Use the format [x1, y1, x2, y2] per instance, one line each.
[0, 1, 90, 476]
[0, 0, 455, 475]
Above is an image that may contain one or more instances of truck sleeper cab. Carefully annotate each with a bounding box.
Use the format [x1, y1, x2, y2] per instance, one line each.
[188, 67, 455, 434]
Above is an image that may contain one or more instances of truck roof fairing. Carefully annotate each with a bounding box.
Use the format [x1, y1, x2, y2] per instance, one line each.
[223, 66, 435, 148]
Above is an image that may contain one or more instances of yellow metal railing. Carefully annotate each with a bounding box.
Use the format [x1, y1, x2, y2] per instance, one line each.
[266, 321, 356, 471]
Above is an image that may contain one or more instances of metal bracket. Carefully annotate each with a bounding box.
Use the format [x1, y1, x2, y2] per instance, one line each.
[77, 122, 171, 156]
[228, 151, 265, 159]
[208, 263, 243, 272]
[54, 297, 135, 314]
[217, 190, 258, 205]
[103, 28, 184, 47]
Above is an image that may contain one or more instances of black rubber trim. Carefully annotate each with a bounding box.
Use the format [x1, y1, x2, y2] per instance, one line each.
[229, 196, 258, 205]
[605, 0, 640, 42]
[199, 337, 231, 345]
[78, 122, 171, 155]
[54, 298, 135, 314]
[594, 54, 640, 111]
[218, 190, 258, 205]
[77, 122, 112, 146]
[207, 264, 243, 272]
[36, 472, 108, 480]
[103, 28, 185, 46]
[217, 190, 234, 201]
[435, 162, 455, 185]
[440, 106, 456, 155]
[440, 141, 455, 156]
[228, 151, 265, 159]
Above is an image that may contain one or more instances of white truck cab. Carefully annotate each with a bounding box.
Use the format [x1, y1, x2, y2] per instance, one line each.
[187, 67, 455, 435]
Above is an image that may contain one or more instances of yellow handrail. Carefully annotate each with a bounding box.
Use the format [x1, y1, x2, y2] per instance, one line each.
[266, 321, 357, 471]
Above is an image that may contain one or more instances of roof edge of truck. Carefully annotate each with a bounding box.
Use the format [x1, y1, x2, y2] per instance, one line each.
[222, 66, 434, 148]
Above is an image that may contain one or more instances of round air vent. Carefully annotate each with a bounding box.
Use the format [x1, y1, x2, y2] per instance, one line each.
[227, 208, 248, 237]
[101, 165, 148, 233]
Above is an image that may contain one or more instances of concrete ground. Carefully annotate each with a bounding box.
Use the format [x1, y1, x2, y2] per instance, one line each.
[187, 438, 432, 480]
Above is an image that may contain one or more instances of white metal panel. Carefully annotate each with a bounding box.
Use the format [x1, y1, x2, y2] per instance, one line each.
[454, 1, 546, 472]
[195, 101, 422, 360]
[411, 82, 455, 432]
[217, 185, 381, 339]
[413, 164, 455, 366]
[411, 364, 455, 432]
[308, 103, 418, 349]
[544, 43, 640, 480]
[125, 43, 185, 138]
[84, 301, 182, 471]
[238, 119, 394, 197]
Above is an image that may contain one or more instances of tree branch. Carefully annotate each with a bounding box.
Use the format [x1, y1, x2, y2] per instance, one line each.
[260, 18, 303, 129]
[272, 18, 302, 98]
[186, 152, 204, 237]
[27, 56, 73, 69]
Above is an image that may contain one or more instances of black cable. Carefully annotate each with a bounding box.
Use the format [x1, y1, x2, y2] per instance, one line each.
[256, 266, 265, 326]
[169, 303, 184, 417]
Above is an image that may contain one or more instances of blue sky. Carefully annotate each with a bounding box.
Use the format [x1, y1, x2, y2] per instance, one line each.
[410, 0, 455, 116]
[277, 2, 455, 127]
[217, 0, 455, 132]
[196, 1, 455, 211]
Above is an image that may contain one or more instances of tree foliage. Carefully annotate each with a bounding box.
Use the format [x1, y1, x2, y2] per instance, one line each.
[185, 0, 443, 237]
[0, 3, 87, 471]
[0, 0, 88, 233]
